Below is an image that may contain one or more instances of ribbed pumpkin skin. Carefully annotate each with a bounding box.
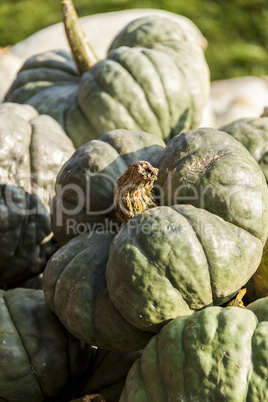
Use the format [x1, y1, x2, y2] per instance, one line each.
[50, 129, 165, 246]
[106, 204, 262, 332]
[106, 128, 268, 331]
[0, 288, 92, 402]
[0, 103, 75, 286]
[43, 231, 153, 351]
[119, 301, 268, 402]
[43, 127, 268, 350]
[4, 15, 209, 148]
[220, 117, 268, 302]
[221, 116, 268, 182]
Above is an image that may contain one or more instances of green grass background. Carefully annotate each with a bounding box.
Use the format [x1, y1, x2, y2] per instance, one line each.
[0, 0, 267, 81]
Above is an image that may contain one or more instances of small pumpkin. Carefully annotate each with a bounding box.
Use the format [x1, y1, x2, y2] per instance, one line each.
[0, 102, 75, 286]
[43, 127, 268, 350]
[4, 0, 210, 148]
[119, 297, 268, 401]
[221, 114, 268, 301]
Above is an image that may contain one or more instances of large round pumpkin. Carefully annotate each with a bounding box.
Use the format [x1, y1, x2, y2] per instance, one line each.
[43, 127, 268, 350]
[4, 1, 210, 148]
[0, 102, 75, 287]
[119, 297, 268, 401]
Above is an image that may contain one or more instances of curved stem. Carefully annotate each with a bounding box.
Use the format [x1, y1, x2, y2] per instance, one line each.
[114, 161, 159, 224]
[62, 0, 98, 75]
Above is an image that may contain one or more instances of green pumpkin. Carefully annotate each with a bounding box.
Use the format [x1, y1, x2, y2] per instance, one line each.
[4, 1, 209, 148]
[119, 298, 268, 401]
[0, 287, 142, 402]
[0, 102, 75, 286]
[43, 127, 268, 350]
[0, 288, 92, 401]
[221, 116, 268, 301]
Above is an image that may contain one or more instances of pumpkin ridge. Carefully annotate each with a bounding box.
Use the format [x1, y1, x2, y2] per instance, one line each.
[52, 243, 97, 340]
[110, 47, 169, 139]
[25, 84, 79, 127]
[93, 57, 162, 135]
[2, 293, 45, 397]
[153, 43, 206, 125]
[141, 48, 174, 137]
[18, 50, 79, 75]
[8, 67, 80, 93]
[169, 206, 213, 303]
[79, 69, 142, 137]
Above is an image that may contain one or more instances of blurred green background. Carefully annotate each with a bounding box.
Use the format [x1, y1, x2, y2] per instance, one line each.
[0, 0, 267, 81]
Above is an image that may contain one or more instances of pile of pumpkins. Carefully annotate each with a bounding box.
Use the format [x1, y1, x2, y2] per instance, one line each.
[1, 0, 268, 401]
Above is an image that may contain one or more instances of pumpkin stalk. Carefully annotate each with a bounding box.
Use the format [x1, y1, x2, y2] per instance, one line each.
[62, 0, 98, 75]
[114, 161, 158, 224]
[227, 288, 247, 308]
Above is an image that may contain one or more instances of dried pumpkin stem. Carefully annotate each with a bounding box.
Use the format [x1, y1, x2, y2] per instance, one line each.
[62, 0, 98, 75]
[227, 288, 247, 308]
[114, 161, 159, 224]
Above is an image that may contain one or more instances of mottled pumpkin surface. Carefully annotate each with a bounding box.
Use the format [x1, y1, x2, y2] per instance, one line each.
[43, 127, 268, 350]
[120, 299, 268, 401]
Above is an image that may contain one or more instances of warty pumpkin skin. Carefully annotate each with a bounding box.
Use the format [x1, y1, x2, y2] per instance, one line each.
[4, 11, 210, 148]
[119, 298, 268, 402]
[220, 116, 268, 302]
[0, 102, 75, 286]
[106, 204, 262, 332]
[50, 129, 165, 246]
[43, 127, 268, 349]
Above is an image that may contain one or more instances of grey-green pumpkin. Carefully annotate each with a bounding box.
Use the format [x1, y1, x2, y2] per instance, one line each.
[119, 297, 268, 402]
[221, 115, 268, 182]
[0, 287, 141, 402]
[0, 102, 75, 286]
[4, 1, 209, 148]
[43, 127, 268, 350]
